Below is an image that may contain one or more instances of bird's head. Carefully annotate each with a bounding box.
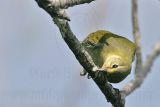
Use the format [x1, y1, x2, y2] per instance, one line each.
[101, 55, 132, 83]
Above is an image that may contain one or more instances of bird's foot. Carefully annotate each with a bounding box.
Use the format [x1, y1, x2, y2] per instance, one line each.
[80, 69, 87, 76]
[80, 67, 106, 79]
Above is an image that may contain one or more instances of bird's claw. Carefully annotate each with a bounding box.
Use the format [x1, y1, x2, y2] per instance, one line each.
[80, 67, 106, 79]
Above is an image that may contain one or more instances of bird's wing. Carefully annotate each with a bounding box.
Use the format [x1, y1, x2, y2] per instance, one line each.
[82, 30, 110, 47]
[82, 30, 136, 66]
[102, 32, 136, 62]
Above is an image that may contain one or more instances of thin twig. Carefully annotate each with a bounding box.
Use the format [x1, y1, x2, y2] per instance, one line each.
[122, 0, 160, 96]
[122, 42, 160, 96]
[143, 43, 160, 78]
[35, 0, 95, 20]
[132, 0, 143, 74]
[122, 0, 143, 96]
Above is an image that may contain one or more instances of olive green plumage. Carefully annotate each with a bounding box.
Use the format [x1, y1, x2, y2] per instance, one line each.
[82, 30, 136, 83]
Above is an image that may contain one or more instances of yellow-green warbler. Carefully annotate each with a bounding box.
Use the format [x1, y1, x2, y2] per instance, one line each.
[81, 30, 136, 83]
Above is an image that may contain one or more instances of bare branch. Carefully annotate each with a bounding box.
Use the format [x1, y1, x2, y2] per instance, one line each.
[35, 0, 95, 20]
[122, 0, 143, 96]
[131, 0, 143, 74]
[143, 42, 160, 77]
[122, 0, 160, 96]
[122, 42, 160, 96]
[35, 0, 125, 107]
[36, 0, 95, 9]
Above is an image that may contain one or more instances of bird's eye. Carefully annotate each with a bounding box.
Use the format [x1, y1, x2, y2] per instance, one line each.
[112, 64, 118, 68]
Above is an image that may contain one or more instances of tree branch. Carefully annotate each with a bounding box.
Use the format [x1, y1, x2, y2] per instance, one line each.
[35, 0, 125, 107]
[122, 42, 160, 96]
[143, 43, 160, 78]
[131, 0, 143, 74]
[121, 0, 143, 96]
[122, 0, 160, 96]
[35, 0, 95, 20]
[35, 0, 95, 10]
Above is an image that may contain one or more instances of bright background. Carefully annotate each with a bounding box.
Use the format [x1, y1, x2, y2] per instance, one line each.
[0, 0, 160, 107]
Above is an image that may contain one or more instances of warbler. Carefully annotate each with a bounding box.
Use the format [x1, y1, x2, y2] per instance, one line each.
[81, 30, 136, 83]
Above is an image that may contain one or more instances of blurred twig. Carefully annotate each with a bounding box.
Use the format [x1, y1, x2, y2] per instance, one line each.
[122, 0, 143, 96]
[131, 0, 143, 73]
[122, 43, 160, 96]
[122, 0, 160, 96]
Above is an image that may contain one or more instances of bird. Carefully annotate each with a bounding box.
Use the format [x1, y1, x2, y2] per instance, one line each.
[81, 30, 136, 83]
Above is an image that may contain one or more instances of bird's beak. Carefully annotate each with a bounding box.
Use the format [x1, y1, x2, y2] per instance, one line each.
[101, 64, 111, 70]
[101, 66, 113, 73]
[106, 67, 112, 69]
